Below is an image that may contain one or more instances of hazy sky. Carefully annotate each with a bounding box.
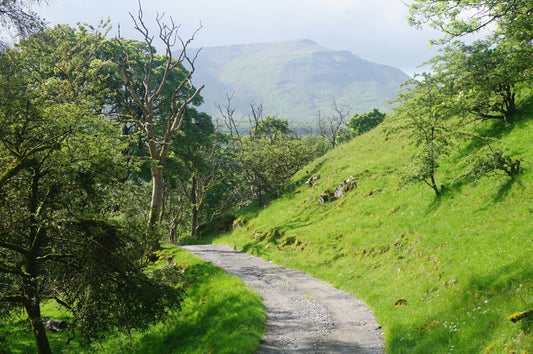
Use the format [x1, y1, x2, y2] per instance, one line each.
[35, 0, 441, 76]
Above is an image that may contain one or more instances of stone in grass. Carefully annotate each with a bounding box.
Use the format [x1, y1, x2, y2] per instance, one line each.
[319, 190, 335, 204]
[42, 317, 67, 332]
[334, 176, 357, 199]
[394, 298, 407, 309]
[306, 175, 320, 187]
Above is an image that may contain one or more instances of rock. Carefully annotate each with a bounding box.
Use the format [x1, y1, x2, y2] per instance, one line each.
[42, 317, 67, 332]
[318, 176, 357, 204]
[334, 176, 357, 199]
[318, 190, 334, 204]
[306, 175, 320, 187]
[394, 298, 407, 309]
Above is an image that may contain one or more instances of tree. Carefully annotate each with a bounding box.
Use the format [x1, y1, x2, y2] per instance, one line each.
[111, 6, 204, 240]
[427, 38, 532, 125]
[407, 0, 533, 44]
[393, 73, 458, 196]
[0, 0, 46, 46]
[0, 24, 178, 354]
[339, 108, 386, 143]
[242, 115, 325, 204]
[164, 108, 226, 239]
[317, 99, 351, 148]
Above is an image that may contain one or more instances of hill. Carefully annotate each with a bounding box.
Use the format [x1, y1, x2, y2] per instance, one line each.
[209, 98, 533, 352]
[189, 40, 410, 122]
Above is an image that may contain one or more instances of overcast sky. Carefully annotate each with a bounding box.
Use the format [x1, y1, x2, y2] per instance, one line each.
[35, 0, 441, 76]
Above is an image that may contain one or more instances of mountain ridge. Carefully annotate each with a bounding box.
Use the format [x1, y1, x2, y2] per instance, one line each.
[187, 39, 410, 122]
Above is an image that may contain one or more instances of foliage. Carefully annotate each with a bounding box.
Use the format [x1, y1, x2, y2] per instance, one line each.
[427, 38, 532, 124]
[464, 147, 522, 180]
[217, 96, 328, 207]
[338, 108, 386, 143]
[0, 0, 46, 43]
[408, 0, 533, 44]
[163, 108, 227, 239]
[236, 115, 327, 205]
[0, 24, 180, 353]
[397, 1, 532, 194]
[1, 245, 266, 353]
[392, 73, 459, 196]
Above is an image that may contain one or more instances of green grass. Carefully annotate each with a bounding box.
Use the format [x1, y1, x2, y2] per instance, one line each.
[206, 98, 533, 353]
[2, 244, 266, 353]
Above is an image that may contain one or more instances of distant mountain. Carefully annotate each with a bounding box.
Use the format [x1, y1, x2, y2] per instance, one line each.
[187, 39, 410, 123]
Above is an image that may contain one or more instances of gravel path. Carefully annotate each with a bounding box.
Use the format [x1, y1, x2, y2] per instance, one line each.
[180, 244, 384, 353]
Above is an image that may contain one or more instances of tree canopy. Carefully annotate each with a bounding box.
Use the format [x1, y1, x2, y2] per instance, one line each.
[0, 24, 180, 354]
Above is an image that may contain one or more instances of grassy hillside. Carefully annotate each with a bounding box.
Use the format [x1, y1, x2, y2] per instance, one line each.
[208, 98, 533, 352]
[191, 40, 409, 122]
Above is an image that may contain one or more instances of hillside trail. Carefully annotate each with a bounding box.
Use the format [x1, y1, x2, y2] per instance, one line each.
[180, 244, 384, 353]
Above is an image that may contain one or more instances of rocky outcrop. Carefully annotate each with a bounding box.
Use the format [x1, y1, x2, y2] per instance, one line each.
[318, 190, 335, 204]
[334, 176, 357, 199]
[319, 176, 358, 204]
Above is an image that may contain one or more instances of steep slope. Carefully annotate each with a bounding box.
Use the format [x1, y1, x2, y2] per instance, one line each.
[190, 40, 409, 122]
[211, 99, 533, 352]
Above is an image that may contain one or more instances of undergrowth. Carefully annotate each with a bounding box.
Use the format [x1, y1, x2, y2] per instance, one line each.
[1, 244, 265, 353]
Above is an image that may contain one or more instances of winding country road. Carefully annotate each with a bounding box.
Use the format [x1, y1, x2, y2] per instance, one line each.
[181, 244, 384, 353]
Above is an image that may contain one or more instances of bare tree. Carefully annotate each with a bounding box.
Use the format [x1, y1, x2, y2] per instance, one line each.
[114, 4, 204, 239]
[317, 99, 351, 148]
[216, 92, 243, 142]
[0, 0, 46, 47]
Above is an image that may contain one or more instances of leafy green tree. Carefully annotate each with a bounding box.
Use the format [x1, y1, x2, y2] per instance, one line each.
[240, 116, 324, 204]
[427, 38, 532, 125]
[254, 115, 291, 140]
[407, 0, 533, 44]
[217, 96, 328, 206]
[339, 108, 386, 142]
[408, 0, 533, 126]
[403, 0, 531, 192]
[0, 24, 178, 354]
[393, 73, 458, 196]
[164, 108, 227, 238]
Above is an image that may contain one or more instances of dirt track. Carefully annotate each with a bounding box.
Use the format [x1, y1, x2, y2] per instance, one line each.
[181, 244, 384, 353]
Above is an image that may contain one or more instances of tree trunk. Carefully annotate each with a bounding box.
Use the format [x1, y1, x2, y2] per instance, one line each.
[24, 244, 51, 354]
[430, 174, 440, 196]
[190, 174, 198, 237]
[147, 165, 164, 248]
[169, 199, 183, 242]
[25, 296, 51, 354]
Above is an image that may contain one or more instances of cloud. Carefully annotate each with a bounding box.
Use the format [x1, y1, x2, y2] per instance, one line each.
[35, 0, 438, 75]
